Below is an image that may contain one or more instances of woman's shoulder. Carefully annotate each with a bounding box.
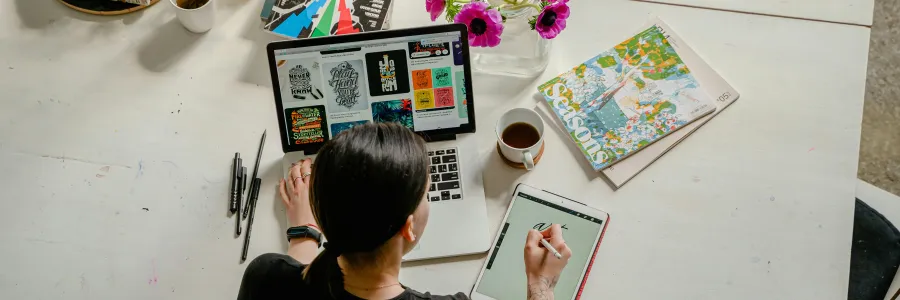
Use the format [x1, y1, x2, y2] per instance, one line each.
[238, 253, 310, 299]
[238, 253, 471, 300]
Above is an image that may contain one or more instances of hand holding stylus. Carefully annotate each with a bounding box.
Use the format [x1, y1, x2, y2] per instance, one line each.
[524, 224, 571, 298]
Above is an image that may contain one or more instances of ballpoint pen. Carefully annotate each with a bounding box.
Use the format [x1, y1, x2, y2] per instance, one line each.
[241, 178, 262, 262]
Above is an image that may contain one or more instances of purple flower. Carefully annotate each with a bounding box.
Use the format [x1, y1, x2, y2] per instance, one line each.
[426, 0, 446, 22]
[535, 0, 570, 39]
[454, 2, 504, 47]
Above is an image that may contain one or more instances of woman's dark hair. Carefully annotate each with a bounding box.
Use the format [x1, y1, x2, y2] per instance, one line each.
[302, 122, 430, 298]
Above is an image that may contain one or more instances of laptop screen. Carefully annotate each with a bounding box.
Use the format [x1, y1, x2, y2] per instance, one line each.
[269, 25, 474, 154]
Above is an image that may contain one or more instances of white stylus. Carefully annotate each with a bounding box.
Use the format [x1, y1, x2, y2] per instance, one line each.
[540, 239, 563, 259]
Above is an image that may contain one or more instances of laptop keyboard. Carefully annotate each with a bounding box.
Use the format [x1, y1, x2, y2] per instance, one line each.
[427, 147, 462, 202]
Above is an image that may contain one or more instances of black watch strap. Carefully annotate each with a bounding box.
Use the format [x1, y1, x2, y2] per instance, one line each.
[286, 226, 323, 247]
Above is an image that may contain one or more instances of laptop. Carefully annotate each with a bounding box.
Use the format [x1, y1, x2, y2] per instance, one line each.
[265, 24, 491, 261]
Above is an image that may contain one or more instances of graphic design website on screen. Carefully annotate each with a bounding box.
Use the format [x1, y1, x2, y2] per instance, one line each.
[273, 32, 470, 146]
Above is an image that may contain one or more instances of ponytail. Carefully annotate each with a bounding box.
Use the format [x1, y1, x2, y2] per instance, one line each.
[302, 123, 430, 297]
[303, 242, 344, 299]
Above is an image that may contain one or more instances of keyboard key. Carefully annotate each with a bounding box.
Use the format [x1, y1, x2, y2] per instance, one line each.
[441, 172, 459, 181]
[430, 166, 437, 174]
[441, 191, 450, 200]
[442, 155, 457, 164]
[431, 157, 441, 165]
[431, 174, 440, 182]
[438, 165, 448, 173]
[446, 149, 456, 154]
[428, 151, 434, 156]
[451, 194, 462, 199]
[430, 184, 436, 192]
[449, 163, 458, 172]
[430, 196, 439, 202]
[436, 150, 445, 155]
[437, 181, 460, 190]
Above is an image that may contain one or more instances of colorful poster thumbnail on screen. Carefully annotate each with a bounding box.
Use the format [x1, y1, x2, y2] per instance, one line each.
[331, 120, 369, 137]
[372, 99, 414, 130]
[285, 106, 328, 145]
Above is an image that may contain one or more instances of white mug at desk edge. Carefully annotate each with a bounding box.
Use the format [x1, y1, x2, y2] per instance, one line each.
[170, 0, 215, 33]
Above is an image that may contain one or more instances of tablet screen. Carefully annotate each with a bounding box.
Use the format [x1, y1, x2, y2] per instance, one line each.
[476, 192, 605, 300]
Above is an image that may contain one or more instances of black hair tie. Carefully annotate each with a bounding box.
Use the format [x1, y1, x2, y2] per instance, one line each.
[322, 242, 341, 255]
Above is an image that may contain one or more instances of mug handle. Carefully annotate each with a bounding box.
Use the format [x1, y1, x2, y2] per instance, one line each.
[522, 151, 535, 170]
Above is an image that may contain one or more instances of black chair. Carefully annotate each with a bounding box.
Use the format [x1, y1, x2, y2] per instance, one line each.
[849, 198, 900, 300]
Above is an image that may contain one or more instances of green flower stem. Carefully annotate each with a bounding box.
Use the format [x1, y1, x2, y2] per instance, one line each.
[498, 0, 541, 12]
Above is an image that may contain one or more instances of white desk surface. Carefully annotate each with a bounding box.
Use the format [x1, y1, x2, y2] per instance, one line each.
[636, 0, 874, 27]
[0, 0, 870, 299]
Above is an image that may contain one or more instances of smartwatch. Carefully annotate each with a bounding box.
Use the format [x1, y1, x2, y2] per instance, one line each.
[286, 226, 323, 247]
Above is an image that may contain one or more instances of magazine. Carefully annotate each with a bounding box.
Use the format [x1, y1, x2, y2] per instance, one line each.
[264, 0, 393, 39]
[538, 23, 716, 171]
[600, 18, 740, 188]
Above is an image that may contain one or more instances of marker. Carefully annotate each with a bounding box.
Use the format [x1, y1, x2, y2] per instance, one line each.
[540, 239, 562, 259]
[229, 153, 241, 214]
[235, 166, 246, 236]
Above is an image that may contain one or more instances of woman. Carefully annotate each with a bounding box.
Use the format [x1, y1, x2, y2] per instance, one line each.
[238, 123, 572, 300]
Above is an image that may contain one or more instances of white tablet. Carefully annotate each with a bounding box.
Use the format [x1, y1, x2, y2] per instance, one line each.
[471, 184, 610, 300]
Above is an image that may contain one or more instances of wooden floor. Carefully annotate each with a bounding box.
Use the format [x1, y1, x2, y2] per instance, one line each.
[859, 0, 900, 196]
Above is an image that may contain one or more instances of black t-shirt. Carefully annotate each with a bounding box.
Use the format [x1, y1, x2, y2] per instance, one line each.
[238, 253, 470, 300]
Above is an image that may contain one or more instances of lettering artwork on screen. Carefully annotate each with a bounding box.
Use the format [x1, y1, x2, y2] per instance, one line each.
[289, 62, 323, 100]
[330, 62, 360, 108]
[534, 223, 569, 231]
[324, 60, 369, 113]
[380, 56, 396, 91]
[284, 106, 329, 145]
[365, 50, 410, 96]
[408, 41, 451, 59]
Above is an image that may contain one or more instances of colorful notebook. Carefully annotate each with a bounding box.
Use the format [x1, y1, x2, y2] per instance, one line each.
[263, 0, 394, 39]
[538, 23, 716, 171]
[599, 18, 740, 188]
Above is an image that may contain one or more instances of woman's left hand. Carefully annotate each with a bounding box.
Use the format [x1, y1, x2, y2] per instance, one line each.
[279, 158, 317, 228]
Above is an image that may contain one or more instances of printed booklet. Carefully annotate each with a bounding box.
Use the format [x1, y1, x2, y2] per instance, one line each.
[538, 20, 717, 171]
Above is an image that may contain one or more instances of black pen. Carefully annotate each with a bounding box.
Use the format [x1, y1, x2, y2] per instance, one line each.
[235, 166, 246, 236]
[243, 130, 267, 220]
[241, 178, 262, 262]
[230, 153, 240, 214]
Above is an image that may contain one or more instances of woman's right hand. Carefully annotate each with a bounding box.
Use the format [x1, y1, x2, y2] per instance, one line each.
[523, 224, 571, 300]
[279, 158, 317, 228]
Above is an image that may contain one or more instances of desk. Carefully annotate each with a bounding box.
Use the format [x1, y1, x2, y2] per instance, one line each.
[0, 0, 869, 299]
[635, 0, 875, 26]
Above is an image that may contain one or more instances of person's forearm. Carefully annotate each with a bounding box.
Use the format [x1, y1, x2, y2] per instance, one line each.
[526, 275, 558, 300]
[286, 238, 320, 264]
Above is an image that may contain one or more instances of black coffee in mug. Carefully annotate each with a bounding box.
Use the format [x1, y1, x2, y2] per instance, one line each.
[501, 122, 541, 149]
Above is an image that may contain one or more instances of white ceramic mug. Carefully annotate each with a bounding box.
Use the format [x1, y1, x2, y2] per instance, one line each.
[496, 108, 545, 170]
[171, 0, 215, 33]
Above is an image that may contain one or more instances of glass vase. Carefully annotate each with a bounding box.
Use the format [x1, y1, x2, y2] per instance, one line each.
[470, 0, 551, 78]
